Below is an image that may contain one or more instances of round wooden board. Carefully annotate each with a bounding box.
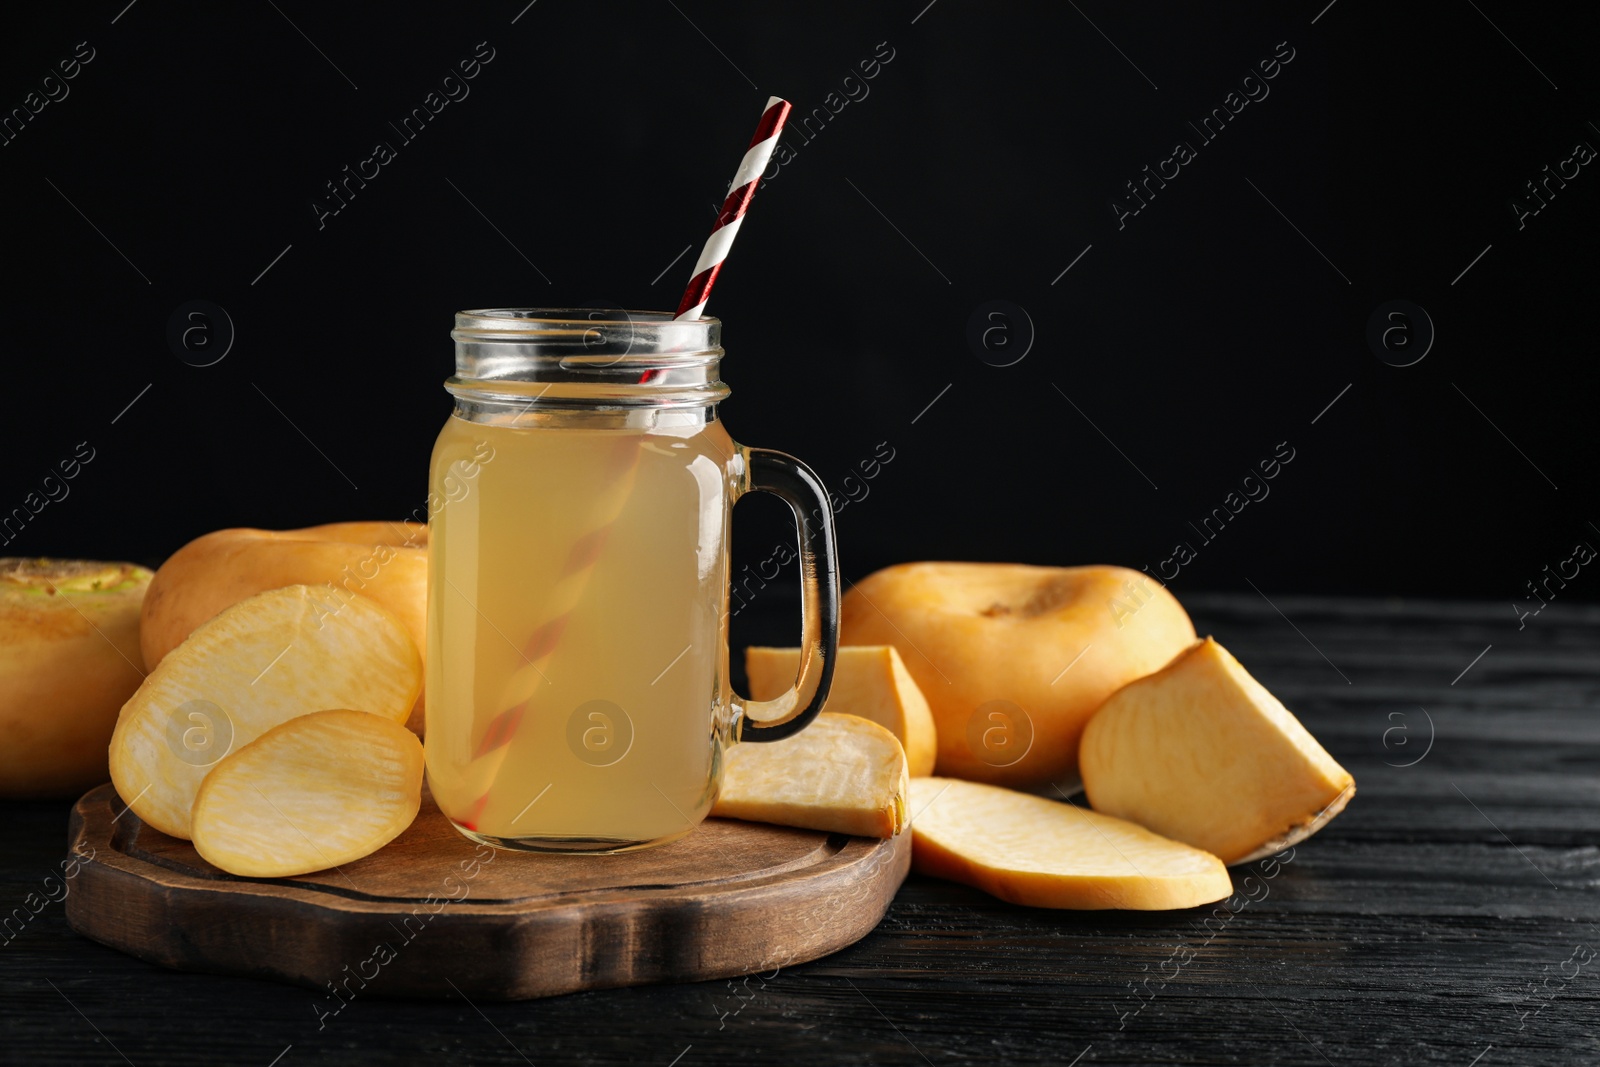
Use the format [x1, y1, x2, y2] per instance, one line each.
[64, 783, 910, 1001]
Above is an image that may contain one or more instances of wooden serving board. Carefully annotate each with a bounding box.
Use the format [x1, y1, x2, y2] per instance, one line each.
[64, 783, 909, 1001]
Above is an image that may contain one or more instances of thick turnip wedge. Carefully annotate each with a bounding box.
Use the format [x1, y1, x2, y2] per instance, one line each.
[1081, 637, 1355, 865]
[192, 709, 423, 877]
[746, 645, 938, 777]
[109, 584, 421, 839]
[909, 777, 1232, 910]
[712, 713, 909, 838]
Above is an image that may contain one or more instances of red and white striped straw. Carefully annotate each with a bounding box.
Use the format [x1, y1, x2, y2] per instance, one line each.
[673, 96, 791, 320]
[453, 96, 793, 835]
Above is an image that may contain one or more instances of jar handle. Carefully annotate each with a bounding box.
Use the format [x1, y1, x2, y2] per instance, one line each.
[732, 448, 839, 741]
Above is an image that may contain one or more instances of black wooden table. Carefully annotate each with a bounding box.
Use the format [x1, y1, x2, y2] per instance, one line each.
[3, 593, 1596, 1066]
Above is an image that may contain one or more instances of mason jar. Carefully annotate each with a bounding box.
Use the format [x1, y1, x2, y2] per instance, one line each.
[425, 309, 838, 852]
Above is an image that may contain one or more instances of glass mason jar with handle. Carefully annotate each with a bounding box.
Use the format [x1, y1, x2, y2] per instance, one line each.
[425, 309, 839, 853]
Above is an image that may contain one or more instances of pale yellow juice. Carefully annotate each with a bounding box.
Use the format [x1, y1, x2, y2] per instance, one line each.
[424, 413, 735, 848]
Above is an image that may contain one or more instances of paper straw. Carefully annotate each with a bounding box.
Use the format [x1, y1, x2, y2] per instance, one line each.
[674, 96, 791, 320]
[456, 96, 792, 836]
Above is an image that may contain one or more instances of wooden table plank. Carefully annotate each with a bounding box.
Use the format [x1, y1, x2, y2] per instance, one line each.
[1, 593, 1596, 1065]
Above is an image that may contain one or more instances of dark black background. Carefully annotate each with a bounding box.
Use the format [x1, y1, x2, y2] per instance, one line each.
[2, 0, 1596, 612]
